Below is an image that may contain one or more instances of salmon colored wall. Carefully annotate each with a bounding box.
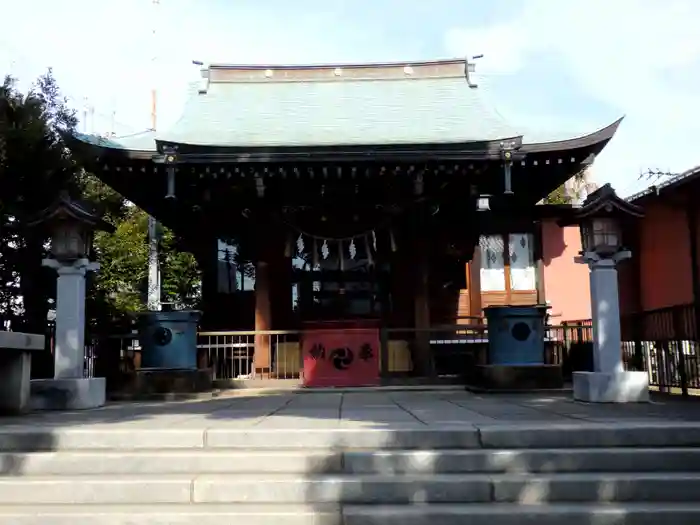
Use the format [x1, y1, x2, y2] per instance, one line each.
[637, 201, 693, 310]
[541, 220, 591, 322]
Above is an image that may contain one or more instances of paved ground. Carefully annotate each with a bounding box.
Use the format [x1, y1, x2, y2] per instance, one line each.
[2, 389, 700, 430]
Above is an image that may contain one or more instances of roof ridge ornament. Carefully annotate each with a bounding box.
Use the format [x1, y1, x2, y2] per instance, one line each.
[464, 54, 482, 89]
[193, 60, 210, 94]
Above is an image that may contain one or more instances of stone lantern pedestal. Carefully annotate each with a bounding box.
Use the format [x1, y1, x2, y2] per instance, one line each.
[30, 258, 106, 410]
[566, 184, 649, 403]
[572, 252, 649, 403]
[26, 192, 113, 410]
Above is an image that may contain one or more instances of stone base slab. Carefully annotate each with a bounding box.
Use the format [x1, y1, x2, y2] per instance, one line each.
[470, 364, 564, 391]
[30, 377, 106, 410]
[573, 371, 650, 403]
[112, 368, 212, 400]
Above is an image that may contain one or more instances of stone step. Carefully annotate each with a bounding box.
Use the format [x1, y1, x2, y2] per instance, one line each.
[3, 423, 700, 451]
[1, 472, 700, 504]
[1, 503, 700, 525]
[3, 447, 700, 475]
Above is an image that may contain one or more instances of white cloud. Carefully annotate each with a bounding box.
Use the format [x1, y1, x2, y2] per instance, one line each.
[445, 0, 700, 195]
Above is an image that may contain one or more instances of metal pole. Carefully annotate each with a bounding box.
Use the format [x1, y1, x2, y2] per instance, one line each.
[146, 0, 161, 311]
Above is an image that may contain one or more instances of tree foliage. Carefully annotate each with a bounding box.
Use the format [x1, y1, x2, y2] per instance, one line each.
[543, 184, 572, 205]
[91, 200, 201, 318]
[543, 170, 591, 205]
[0, 71, 80, 331]
[0, 70, 200, 332]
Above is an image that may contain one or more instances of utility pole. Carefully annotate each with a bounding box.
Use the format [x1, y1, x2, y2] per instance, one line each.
[147, 0, 162, 312]
[82, 97, 89, 133]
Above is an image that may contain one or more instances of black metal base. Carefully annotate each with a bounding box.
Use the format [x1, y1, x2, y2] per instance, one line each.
[468, 364, 564, 391]
[110, 368, 212, 401]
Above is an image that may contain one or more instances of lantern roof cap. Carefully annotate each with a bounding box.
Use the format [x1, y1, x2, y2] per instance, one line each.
[27, 191, 115, 232]
[574, 183, 644, 220]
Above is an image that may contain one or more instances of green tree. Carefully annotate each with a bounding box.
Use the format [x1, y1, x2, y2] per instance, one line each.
[0, 71, 80, 331]
[543, 184, 572, 205]
[543, 170, 591, 205]
[1, 70, 200, 333]
[89, 202, 200, 318]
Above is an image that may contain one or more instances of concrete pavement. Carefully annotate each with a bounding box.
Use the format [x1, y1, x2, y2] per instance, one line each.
[2, 389, 700, 431]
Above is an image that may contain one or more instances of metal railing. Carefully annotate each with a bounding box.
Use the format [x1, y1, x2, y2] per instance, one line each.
[621, 303, 700, 396]
[67, 309, 700, 397]
[197, 330, 302, 381]
[78, 322, 597, 385]
[382, 324, 488, 378]
[544, 322, 594, 377]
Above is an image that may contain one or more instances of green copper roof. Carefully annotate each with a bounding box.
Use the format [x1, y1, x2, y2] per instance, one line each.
[73, 60, 622, 154]
[160, 76, 521, 148]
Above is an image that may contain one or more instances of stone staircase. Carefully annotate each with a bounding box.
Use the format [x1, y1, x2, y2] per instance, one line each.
[1, 423, 700, 524]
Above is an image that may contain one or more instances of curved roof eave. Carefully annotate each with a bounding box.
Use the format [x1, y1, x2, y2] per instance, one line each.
[68, 132, 156, 161]
[521, 117, 624, 154]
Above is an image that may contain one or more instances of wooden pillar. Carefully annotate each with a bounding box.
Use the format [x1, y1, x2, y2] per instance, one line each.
[413, 244, 434, 377]
[197, 236, 219, 329]
[534, 221, 547, 305]
[253, 260, 272, 375]
[468, 246, 483, 319]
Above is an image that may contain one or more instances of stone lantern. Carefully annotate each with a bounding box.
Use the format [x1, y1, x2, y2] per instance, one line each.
[27, 192, 114, 410]
[571, 184, 647, 402]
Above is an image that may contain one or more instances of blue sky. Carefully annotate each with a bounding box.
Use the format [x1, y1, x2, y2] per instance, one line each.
[1, 0, 699, 196]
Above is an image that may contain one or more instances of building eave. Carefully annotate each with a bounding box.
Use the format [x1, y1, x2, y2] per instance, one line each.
[521, 117, 624, 154]
[66, 133, 155, 161]
[154, 136, 526, 163]
[627, 164, 700, 204]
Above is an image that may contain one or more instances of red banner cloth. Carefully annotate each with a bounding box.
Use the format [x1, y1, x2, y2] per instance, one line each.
[302, 328, 380, 387]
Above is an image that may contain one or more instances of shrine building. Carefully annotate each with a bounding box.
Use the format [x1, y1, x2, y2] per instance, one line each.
[69, 58, 621, 379]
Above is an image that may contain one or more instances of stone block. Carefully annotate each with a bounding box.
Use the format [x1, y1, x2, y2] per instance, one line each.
[0, 331, 45, 415]
[343, 504, 700, 525]
[478, 423, 700, 449]
[0, 331, 45, 350]
[3, 504, 700, 525]
[491, 472, 700, 503]
[471, 364, 564, 391]
[0, 505, 332, 525]
[192, 474, 492, 504]
[573, 371, 650, 403]
[0, 428, 206, 452]
[30, 377, 106, 410]
[341, 448, 700, 475]
[205, 428, 481, 450]
[0, 477, 192, 504]
[0, 450, 341, 476]
[0, 352, 32, 415]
